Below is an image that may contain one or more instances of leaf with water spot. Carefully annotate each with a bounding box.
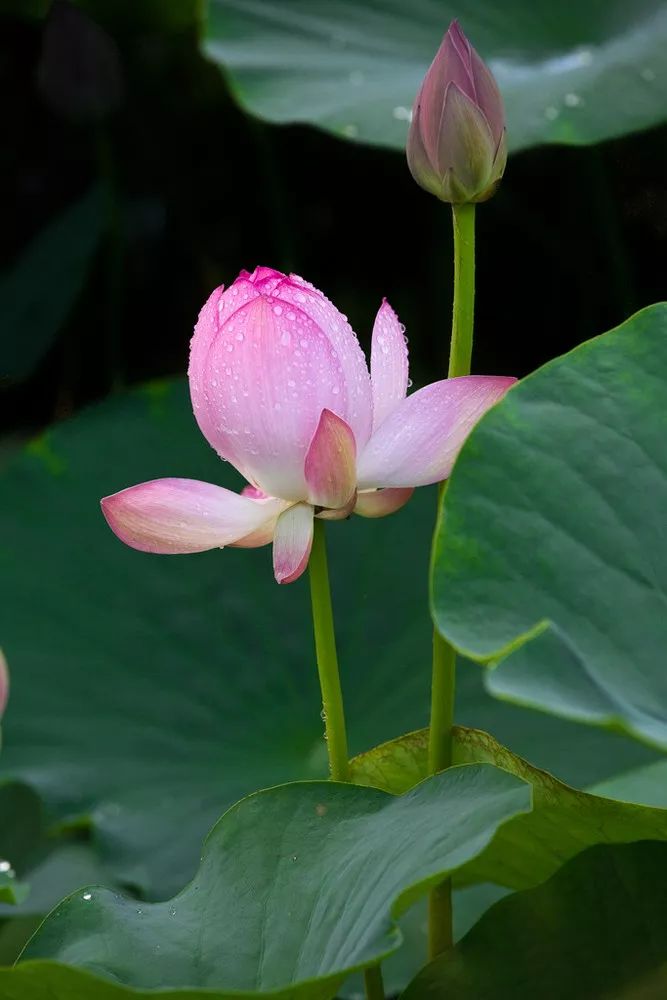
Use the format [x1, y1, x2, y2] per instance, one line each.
[0, 767, 531, 999]
[205, 0, 667, 151]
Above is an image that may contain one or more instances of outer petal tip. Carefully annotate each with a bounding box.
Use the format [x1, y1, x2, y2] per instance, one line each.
[370, 299, 409, 431]
[358, 374, 516, 489]
[101, 479, 283, 555]
[272, 503, 314, 584]
[304, 409, 357, 510]
[354, 487, 414, 518]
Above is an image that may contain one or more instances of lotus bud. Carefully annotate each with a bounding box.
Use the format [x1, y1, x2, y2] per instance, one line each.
[407, 20, 507, 204]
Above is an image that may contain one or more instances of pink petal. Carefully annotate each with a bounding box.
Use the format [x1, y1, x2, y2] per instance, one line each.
[370, 299, 409, 431]
[357, 375, 516, 489]
[188, 269, 372, 501]
[272, 503, 314, 584]
[101, 478, 284, 554]
[354, 487, 414, 518]
[304, 408, 357, 509]
[0, 650, 9, 719]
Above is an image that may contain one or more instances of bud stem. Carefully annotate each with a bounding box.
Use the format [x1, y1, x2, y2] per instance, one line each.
[308, 519, 350, 782]
[448, 203, 476, 378]
[427, 202, 476, 961]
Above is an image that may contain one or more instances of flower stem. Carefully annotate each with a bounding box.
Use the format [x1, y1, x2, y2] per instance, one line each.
[308, 519, 350, 782]
[363, 966, 385, 1000]
[309, 523, 383, 997]
[427, 202, 476, 961]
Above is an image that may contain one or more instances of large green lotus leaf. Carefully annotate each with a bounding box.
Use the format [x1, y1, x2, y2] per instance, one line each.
[432, 304, 667, 748]
[402, 840, 667, 999]
[0, 186, 104, 383]
[351, 726, 667, 890]
[0, 768, 530, 999]
[205, 1, 667, 152]
[0, 379, 658, 904]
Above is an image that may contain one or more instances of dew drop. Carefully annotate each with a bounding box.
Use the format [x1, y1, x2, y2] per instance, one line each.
[641, 67, 656, 82]
[273, 305, 283, 316]
[544, 105, 560, 121]
[235, 332, 244, 342]
[564, 92, 582, 108]
[392, 105, 412, 122]
[281, 331, 291, 346]
[82, 892, 92, 901]
[0, 861, 11, 873]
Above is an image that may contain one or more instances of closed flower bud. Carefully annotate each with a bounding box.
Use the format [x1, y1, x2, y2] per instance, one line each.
[407, 20, 506, 204]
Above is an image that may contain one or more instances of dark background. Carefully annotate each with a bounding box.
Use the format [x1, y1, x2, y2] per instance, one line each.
[2, 4, 666, 439]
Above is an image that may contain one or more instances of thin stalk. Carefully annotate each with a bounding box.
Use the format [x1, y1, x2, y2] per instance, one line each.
[427, 202, 476, 961]
[363, 966, 385, 1000]
[309, 522, 383, 997]
[308, 519, 350, 782]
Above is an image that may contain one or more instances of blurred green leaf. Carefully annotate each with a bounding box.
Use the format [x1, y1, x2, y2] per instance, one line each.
[2, 767, 530, 998]
[402, 841, 667, 999]
[205, 0, 667, 152]
[0, 378, 659, 906]
[432, 304, 667, 748]
[353, 726, 667, 889]
[0, 186, 104, 383]
[76, 0, 204, 34]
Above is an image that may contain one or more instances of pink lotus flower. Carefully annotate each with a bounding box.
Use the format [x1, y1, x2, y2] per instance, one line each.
[407, 20, 506, 204]
[101, 267, 514, 583]
[0, 651, 9, 720]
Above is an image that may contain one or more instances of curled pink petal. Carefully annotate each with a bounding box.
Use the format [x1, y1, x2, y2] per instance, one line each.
[101, 478, 284, 554]
[354, 487, 414, 518]
[0, 651, 9, 719]
[241, 484, 271, 500]
[304, 408, 357, 510]
[189, 268, 372, 501]
[272, 503, 314, 584]
[370, 299, 409, 432]
[357, 375, 516, 489]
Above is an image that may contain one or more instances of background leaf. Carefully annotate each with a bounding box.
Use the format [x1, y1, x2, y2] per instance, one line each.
[352, 726, 667, 890]
[402, 841, 667, 999]
[432, 304, 667, 748]
[0, 378, 658, 906]
[0, 186, 104, 383]
[206, 0, 667, 152]
[3, 768, 530, 999]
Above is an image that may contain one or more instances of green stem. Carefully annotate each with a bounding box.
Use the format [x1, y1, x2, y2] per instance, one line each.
[308, 523, 383, 996]
[447, 203, 476, 379]
[308, 519, 350, 783]
[427, 202, 476, 962]
[363, 966, 385, 1000]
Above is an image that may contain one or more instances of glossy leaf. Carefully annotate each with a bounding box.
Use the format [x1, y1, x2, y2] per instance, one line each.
[0, 186, 104, 382]
[352, 726, 667, 889]
[0, 379, 658, 906]
[205, 0, 667, 152]
[432, 304, 667, 748]
[402, 841, 667, 999]
[1, 768, 530, 998]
